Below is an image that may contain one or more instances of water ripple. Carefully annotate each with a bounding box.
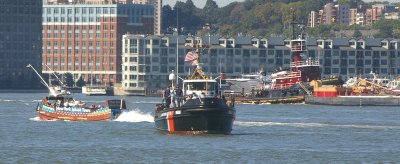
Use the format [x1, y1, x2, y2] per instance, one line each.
[234, 121, 400, 130]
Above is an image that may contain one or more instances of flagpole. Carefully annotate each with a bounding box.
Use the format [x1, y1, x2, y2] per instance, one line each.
[176, 2, 179, 86]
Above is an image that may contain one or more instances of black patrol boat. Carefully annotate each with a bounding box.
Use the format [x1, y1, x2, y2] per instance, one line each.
[154, 50, 236, 134]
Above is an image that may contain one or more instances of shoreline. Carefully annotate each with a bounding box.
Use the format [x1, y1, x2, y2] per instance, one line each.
[0, 88, 81, 93]
[0, 90, 48, 93]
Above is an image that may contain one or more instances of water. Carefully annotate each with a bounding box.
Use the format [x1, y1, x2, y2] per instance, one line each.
[0, 93, 399, 163]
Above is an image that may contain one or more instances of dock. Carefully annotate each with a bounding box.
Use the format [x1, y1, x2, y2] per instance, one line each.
[229, 95, 305, 104]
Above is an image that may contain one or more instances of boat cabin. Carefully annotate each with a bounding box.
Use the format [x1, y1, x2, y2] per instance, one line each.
[183, 79, 218, 98]
[42, 96, 84, 108]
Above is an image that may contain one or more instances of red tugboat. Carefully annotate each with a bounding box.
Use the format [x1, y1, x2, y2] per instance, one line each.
[271, 35, 320, 89]
[234, 25, 321, 104]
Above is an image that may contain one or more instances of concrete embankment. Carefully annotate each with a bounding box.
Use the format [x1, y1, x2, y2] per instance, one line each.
[231, 96, 305, 104]
[305, 96, 400, 106]
[0, 88, 81, 93]
[0, 90, 47, 93]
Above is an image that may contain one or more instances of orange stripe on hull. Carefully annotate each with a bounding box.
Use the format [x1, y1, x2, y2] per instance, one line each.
[167, 111, 175, 132]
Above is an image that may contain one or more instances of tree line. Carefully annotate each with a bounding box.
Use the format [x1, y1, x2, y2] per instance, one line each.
[162, 0, 400, 38]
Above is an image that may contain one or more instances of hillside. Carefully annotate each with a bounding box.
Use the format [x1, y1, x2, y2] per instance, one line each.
[162, 0, 400, 38]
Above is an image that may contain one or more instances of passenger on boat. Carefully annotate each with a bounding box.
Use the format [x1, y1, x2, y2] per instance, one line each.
[171, 87, 176, 108]
[163, 86, 171, 108]
[175, 86, 183, 107]
[222, 95, 227, 104]
[192, 93, 199, 99]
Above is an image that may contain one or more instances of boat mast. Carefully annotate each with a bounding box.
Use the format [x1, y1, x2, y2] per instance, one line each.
[27, 64, 50, 89]
[91, 53, 93, 86]
[290, 8, 307, 72]
[176, 5, 179, 86]
[45, 64, 65, 86]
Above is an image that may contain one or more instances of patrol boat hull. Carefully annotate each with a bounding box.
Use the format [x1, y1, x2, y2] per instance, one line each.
[154, 98, 235, 134]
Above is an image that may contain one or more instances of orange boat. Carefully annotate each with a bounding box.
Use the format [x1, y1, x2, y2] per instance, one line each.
[28, 64, 127, 121]
[38, 97, 126, 121]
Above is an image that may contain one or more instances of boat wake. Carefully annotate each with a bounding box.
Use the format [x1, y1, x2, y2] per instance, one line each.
[234, 121, 400, 130]
[113, 109, 154, 123]
[29, 116, 57, 122]
[130, 101, 161, 104]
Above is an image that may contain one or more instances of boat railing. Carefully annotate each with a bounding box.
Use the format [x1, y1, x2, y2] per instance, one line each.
[291, 45, 306, 52]
[273, 71, 301, 78]
[271, 83, 297, 90]
[290, 60, 320, 67]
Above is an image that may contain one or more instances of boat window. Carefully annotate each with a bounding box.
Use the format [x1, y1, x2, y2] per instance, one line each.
[187, 82, 216, 91]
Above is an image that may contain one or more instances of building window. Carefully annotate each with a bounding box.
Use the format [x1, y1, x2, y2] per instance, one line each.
[349, 68, 356, 74]
[129, 39, 138, 53]
[129, 75, 137, 80]
[365, 60, 371, 65]
[130, 57, 137, 62]
[129, 66, 136, 71]
[349, 59, 355, 65]
[332, 68, 339, 73]
[381, 68, 387, 74]
[152, 66, 159, 71]
[332, 59, 339, 65]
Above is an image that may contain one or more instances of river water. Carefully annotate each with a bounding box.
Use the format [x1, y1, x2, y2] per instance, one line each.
[0, 93, 399, 163]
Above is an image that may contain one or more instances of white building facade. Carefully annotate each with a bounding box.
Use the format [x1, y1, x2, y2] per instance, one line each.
[122, 34, 400, 95]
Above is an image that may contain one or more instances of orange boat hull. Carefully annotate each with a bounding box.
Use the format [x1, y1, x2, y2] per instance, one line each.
[38, 109, 112, 121]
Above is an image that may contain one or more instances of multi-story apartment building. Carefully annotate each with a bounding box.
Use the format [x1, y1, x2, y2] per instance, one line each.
[308, 3, 398, 27]
[365, 7, 383, 25]
[384, 12, 399, 20]
[133, 0, 162, 35]
[0, 0, 42, 89]
[121, 34, 400, 95]
[349, 8, 357, 25]
[42, 1, 154, 85]
[320, 3, 337, 25]
[307, 11, 318, 28]
[335, 4, 350, 25]
[55, 0, 162, 35]
[372, 4, 397, 13]
[356, 12, 365, 25]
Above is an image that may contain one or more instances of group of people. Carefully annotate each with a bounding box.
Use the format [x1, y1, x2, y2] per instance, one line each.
[163, 85, 183, 108]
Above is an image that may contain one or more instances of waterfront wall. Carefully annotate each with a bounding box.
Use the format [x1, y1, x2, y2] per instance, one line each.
[305, 96, 400, 106]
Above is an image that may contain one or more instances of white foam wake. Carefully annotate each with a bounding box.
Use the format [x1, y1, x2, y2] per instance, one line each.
[29, 116, 41, 121]
[29, 116, 57, 122]
[234, 121, 400, 130]
[114, 109, 154, 123]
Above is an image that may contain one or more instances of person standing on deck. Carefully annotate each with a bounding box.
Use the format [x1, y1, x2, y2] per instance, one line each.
[170, 87, 176, 108]
[175, 86, 183, 107]
[163, 86, 171, 108]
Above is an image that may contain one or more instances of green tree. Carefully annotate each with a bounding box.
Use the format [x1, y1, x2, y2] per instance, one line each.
[161, 5, 174, 33]
[373, 20, 400, 38]
[202, 0, 219, 23]
[63, 73, 74, 87]
[173, 0, 203, 34]
[353, 29, 362, 38]
[75, 77, 86, 87]
[161, 0, 346, 37]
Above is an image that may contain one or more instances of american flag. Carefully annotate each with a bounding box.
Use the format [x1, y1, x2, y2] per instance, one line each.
[185, 51, 198, 65]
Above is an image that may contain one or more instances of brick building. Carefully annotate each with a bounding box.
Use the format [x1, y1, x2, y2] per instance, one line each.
[42, 1, 154, 85]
